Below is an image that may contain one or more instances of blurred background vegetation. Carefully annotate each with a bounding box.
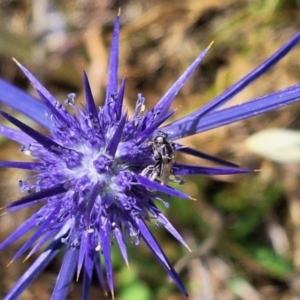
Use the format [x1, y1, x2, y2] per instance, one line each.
[1, 0, 300, 299]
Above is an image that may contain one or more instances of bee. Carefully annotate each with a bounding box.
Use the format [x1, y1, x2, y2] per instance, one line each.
[142, 132, 175, 185]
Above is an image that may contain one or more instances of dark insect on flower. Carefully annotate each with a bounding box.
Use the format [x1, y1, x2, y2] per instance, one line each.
[1, 15, 300, 300]
[151, 132, 174, 163]
[142, 131, 177, 185]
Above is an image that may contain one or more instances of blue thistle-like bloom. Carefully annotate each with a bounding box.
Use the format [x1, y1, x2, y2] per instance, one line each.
[1, 17, 300, 299]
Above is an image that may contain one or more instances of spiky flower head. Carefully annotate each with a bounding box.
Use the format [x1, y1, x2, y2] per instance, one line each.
[1, 17, 300, 300]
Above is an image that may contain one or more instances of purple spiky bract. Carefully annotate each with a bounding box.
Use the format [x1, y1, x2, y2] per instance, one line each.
[1, 16, 300, 300]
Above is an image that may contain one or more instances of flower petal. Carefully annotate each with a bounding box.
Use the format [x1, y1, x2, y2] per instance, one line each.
[83, 71, 98, 120]
[152, 44, 212, 121]
[173, 163, 253, 175]
[7, 183, 67, 211]
[105, 16, 120, 105]
[165, 83, 300, 140]
[114, 77, 126, 120]
[4, 238, 63, 300]
[100, 222, 114, 297]
[106, 112, 127, 157]
[0, 110, 65, 155]
[136, 174, 194, 200]
[0, 161, 43, 170]
[51, 247, 79, 300]
[169, 30, 300, 128]
[136, 218, 188, 296]
[158, 213, 190, 250]
[114, 226, 129, 266]
[0, 78, 47, 127]
[11, 207, 61, 262]
[0, 214, 37, 251]
[0, 124, 33, 144]
[174, 144, 239, 167]
[82, 245, 94, 300]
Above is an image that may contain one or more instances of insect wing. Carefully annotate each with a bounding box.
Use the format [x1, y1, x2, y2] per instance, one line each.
[159, 158, 174, 185]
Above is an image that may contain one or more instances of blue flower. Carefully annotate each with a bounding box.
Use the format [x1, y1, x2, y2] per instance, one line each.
[1, 16, 300, 299]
